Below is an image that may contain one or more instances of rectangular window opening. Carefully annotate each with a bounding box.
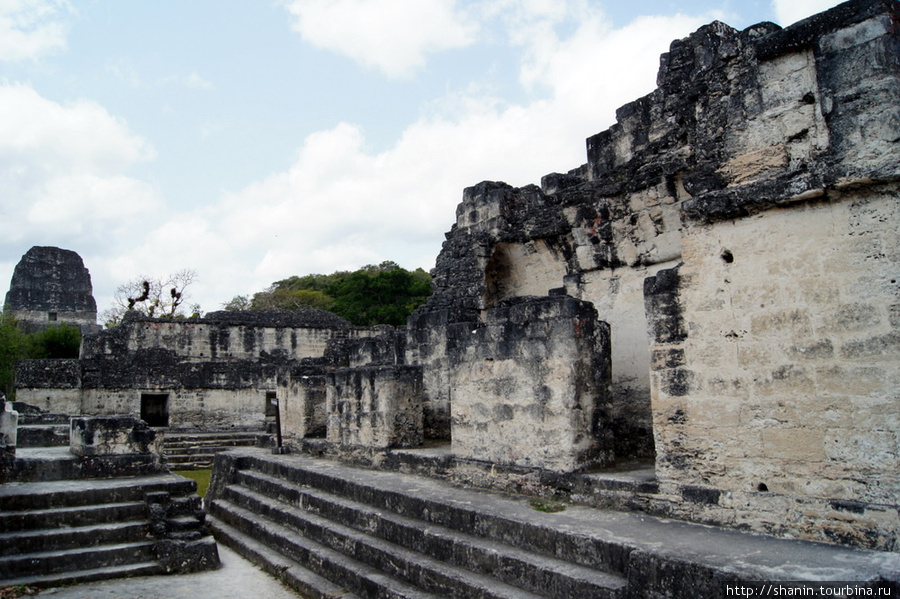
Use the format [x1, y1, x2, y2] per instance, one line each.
[141, 393, 170, 427]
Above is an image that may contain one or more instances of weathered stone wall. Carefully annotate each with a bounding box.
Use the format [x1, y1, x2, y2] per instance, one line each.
[77, 388, 270, 430]
[279, 373, 328, 439]
[449, 296, 612, 473]
[17, 310, 369, 431]
[326, 365, 423, 449]
[646, 188, 899, 539]
[411, 0, 899, 548]
[14, 359, 83, 414]
[405, 309, 452, 439]
[82, 310, 359, 363]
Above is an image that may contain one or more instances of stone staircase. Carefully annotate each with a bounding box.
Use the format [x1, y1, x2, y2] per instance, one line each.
[162, 430, 269, 470]
[13, 406, 71, 449]
[207, 449, 900, 599]
[0, 473, 214, 588]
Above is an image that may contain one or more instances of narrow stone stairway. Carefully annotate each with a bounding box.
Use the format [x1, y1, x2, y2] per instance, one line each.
[14, 409, 72, 449]
[163, 430, 269, 470]
[0, 474, 212, 588]
[206, 449, 899, 599]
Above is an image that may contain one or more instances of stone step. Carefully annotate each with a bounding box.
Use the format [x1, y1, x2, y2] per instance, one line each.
[17, 412, 72, 426]
[209, 450, 900, 598]
[163, 439, 256, 456]
[0, 520, 150, 556]
[164, 432, 264, 442]
[210, 516, 363, 599]
[165, 452, 218, 463]
[164, 437, 262, 448]
[0, 541, 157, 580]
[241, 452, 632, 574]
[0, 501, 147, 533]
[0, 561, 163, 590]
[209, 501, 444, 599]
[230, 470, 625, 599]
[165, 460, 215, 471]
[0, 473, 196, 512]
[164, 443, 262, 453]
[9, 447, 165, 482]
[15, 424, 70, 448]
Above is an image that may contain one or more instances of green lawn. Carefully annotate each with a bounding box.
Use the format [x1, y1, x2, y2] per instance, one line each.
[172, 469, 212, 497]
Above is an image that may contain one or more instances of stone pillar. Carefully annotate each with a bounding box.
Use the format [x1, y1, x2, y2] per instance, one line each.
[449, 296, 613, 473]
[326, 365, 424, 449]
[1, 400, 19, 481]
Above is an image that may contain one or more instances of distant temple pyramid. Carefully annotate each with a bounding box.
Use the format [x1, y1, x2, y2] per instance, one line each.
[4, 246, 100, 334]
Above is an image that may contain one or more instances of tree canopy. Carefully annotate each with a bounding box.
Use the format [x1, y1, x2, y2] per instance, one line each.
[227, 261, 432, 326]
[0, 313, 81, 399]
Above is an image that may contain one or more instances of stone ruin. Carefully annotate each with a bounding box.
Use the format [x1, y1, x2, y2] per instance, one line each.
[4, 246, 101, 335]
[11, 0, 900, 561]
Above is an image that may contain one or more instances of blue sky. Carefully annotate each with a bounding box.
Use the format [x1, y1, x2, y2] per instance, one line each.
[0, 0, 843, 318]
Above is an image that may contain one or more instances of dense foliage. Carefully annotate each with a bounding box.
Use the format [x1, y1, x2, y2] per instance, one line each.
[0, 313, 82, 399]
[229, 261, 432, 326]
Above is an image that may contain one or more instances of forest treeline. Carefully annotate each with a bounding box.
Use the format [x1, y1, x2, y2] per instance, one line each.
[223, 261, 432, 327]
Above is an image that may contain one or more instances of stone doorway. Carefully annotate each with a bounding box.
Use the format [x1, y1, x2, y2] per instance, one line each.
[140, 393, 170, 427]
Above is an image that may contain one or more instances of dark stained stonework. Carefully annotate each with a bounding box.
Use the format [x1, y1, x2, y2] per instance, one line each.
[203, 309, 351, 329]
[4, 246, 99, 334]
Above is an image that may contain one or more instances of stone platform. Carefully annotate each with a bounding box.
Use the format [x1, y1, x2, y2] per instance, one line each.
[207, 448, 899, 599]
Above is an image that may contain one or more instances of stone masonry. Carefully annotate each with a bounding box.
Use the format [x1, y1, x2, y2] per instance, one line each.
[4, 246, 100, 334]
[15, 0, 900, 554]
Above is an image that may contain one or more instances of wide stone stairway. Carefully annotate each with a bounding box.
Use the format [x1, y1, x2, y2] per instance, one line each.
[1, 406, 220, 590]
[0, 472, 211, 588]
[207, 448, 899, 599]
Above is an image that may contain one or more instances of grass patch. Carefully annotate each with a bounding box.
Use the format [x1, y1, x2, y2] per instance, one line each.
[529, 498, 567, 513]
[172, 469, 212, 497]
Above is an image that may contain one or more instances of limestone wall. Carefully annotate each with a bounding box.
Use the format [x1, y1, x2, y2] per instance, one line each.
[326, 365, 423, 449]
[650, 188, 899, 499]
[79, 387, 270, 430]
[412, 0, 899, 548]
[449, 297, 612, 473]
[82, 311, 361, 362]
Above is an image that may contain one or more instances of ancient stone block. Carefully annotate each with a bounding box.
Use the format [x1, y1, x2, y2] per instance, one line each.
[449, 296, 612, 473]
[326, 365, 423, 449]
[70, 415, 162, 457]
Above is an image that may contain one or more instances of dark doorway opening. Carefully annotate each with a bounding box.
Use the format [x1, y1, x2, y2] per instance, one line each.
[141, 393, 170, 427]
[265, 390, 278, 418]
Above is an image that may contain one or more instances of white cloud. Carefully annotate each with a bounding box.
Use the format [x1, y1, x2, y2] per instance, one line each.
[0, 83, 161, 252]
[281, 0, 477, 78]
[0, 0, 69, 61]
[2, 3, 720, 316]
[771, 0, 843, 26]
[167, 6, 713, 311]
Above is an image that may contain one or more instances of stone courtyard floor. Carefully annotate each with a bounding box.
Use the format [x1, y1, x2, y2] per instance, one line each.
[32, 544, 302, 599]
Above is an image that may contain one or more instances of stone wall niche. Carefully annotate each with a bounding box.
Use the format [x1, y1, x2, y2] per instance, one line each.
[450, 296, 613, 473]
[326, 365, 424, 449]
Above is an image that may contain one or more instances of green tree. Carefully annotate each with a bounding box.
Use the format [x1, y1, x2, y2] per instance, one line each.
[0, 312, 30, 399]
[29, 323, 81, 359]
[251, 288, 334, 311]
[222, 295, 252, 311]
[246, 262, 432, 326]
[325, 264, 432, 326]
[0, 314, 81, 399]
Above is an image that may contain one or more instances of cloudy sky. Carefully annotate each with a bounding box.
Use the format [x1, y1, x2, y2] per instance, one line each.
[0, 0, 844, 318]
